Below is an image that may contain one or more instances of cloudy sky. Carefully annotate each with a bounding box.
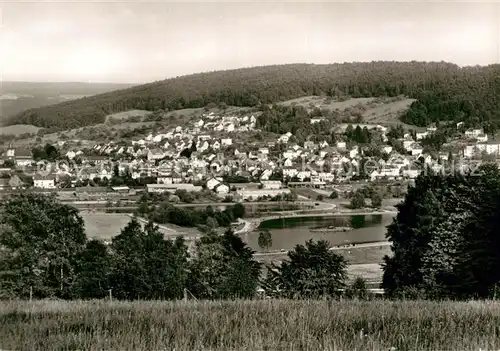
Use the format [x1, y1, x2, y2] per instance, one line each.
[1, 1, 499, 83]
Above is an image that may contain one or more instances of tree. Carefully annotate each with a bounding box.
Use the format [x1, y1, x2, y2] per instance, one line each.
[382, 164, 500, 299]
[0, 193, 87, 299]
[109, 218, 189, 300]
[316, 194, 324, 201]
[329, 190, 339, 199]
[187, 229, 261, 299]
[230, 203, 245, 219]
[350, 191, 366, 209]
[44, 143, 60, 161]
[263, 240, 348, 299]
[345, 276, 369, 299]
[257, 230, 273, 251]
[71, 239, 111, 299]
[371, 191, 383, 208]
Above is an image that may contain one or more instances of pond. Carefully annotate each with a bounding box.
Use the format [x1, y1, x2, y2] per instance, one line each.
[245, 214, 396, 252]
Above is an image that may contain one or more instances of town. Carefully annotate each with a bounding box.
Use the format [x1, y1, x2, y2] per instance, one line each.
[0, 109, 496, 201]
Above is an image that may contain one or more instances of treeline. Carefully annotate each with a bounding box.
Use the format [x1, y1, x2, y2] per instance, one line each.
[0, 193, 357, 300]
[383, 163, 500, 299]
[6, 62, 500, 130]
[135, 198, 245, 229]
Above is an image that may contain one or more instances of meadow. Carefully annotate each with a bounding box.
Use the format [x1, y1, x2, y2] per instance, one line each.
[2, 299, 500, 350]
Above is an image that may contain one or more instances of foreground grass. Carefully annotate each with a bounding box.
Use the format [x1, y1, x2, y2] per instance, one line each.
[2, 299, 500, 350]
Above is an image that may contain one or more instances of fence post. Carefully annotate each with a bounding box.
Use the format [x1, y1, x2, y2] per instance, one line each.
[109, 289, 112, 302]
[30, 286, 33, 302]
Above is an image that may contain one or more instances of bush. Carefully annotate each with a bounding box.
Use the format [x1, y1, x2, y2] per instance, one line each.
[349, 191, 365, 209]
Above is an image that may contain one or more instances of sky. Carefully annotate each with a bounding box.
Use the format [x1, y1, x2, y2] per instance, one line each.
[1, 1, 499, 84]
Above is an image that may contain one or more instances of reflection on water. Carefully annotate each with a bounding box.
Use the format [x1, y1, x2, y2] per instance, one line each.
[246, 214, 395, 252]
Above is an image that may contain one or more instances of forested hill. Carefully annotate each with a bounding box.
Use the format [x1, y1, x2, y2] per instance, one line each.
[5, 62, 500, 130]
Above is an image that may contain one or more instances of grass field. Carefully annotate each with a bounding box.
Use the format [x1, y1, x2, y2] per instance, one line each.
[81, 212, 200, 239]
[81, 212, 133, 239]
[278, 95, 419, 129]
[0, 124, 41, 136]
[2, 299, 500, 350]
[104, 109, 152, 122]
[362, 98, 416, 125]
[279, 96, 377, 111]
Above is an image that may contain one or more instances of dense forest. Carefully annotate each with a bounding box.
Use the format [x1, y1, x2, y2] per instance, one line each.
[5, 62, 500, 130]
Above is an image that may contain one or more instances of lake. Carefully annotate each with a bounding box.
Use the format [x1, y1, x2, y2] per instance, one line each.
[245, 214, 396, 252]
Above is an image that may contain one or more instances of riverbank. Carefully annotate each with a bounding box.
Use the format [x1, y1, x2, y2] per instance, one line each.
[3, 299, 500, 350]
[238, 209, 398, 234]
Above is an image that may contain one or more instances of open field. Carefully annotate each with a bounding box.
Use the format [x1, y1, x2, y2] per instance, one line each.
[362, 97, 416, 125]
[81, 212, 134, 239]
[104, 109, 152, 122]
[347, 263, 384, 283]
[279, 96, 377, 111]
[3, 299, 500, 350]
[278, 95, 419, 129]
[81, 212, 200, 239]
[0, 124, 41, 136]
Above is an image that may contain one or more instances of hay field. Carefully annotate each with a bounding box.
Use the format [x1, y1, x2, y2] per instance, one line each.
[2, 299, 500, 350]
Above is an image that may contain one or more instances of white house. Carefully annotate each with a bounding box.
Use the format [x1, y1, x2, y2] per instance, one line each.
[463, 145, 476, 158]
[477, 134, 488, 143]
[336, 142, 347, 150]
[416, 131, 428, 140]
[486, 143, 500, 155]
[215, 183, 229, 195]
[66, 151, 76, 160]
[147, 149, 165, 161]
[260, 180, 282, 190]
[383, 146, 393, 154]
[410, 143, 423, 156]
[258, 147, 269, 155]
[206, 177, 221, 190]
[465, 128, 484, 138]
[33, 174, 56, 189]
[349, 147, 359, 158]
[403, 169, 420, 179]
[221, 138, 232, 146]
[225, 123, 235, 132]
[278, 132, 293, 143]
[310, 117, 325, 124]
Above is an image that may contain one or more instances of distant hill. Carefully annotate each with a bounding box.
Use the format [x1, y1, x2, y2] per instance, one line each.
[4, 62, 500, 130]
[0, 81, 134, 122]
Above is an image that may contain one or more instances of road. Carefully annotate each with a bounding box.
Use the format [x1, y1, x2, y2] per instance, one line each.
[253, 241, 391, 257]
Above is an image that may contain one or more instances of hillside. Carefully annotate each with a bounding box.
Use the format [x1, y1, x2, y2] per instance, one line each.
[0, 81, 134, 122]
[5, 62, 500, 131]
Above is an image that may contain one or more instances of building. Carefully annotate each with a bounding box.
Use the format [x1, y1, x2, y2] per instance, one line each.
[146, 183, 202, 193]
[416, 132, 428, 140]
[260, 180, 282, 190]
[310, 117, 326, 124]
[215, 183, 229, 194]
[147, 149, 165, 161]
[236, 188, 291, 201]
[33, 174, 56, 189]
[14, 148, 34, 167]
